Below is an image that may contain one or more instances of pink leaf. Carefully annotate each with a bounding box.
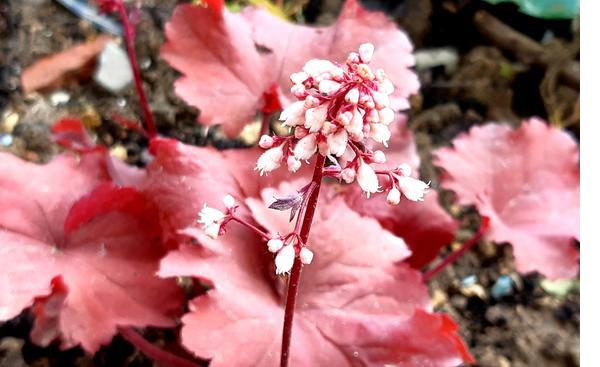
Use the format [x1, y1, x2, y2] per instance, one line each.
[0, 153, 183, 352]
[433, 118, 580, 279]
[160, 182, 473, 366]
[161, 0, 419, 136]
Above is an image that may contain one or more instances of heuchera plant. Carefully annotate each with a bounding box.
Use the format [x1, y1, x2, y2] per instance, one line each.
[196, 44, 431, 366]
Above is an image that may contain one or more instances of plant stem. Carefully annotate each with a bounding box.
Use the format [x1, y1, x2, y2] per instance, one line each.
[231, 215, 271, 240]
[114, 1, 157, 138]
[422, 217, 490, 282]
[280, 154, 326, 367]
[119, 327, 199, 367]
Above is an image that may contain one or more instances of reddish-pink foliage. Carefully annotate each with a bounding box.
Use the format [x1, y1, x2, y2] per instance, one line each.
[433, 118, 580, 279]
[0, 153, 183, 352]
[161, 0, 419, 136]
[159, 180, 473, 366]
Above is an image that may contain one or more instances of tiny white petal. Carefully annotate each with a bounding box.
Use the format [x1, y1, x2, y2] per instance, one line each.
[378, 107, 395, 125]
[275, 244, 296, 275]
[373, 150, 386, 164]
[267, 238, 284, 253]
[398, 163, 412, 177]
[299, 248, 314, 265]
[304, 103, 328, 133]
[370, 123, 391, 147]
[379, 79, 394, 94]
[372, 91, 389, 109]
[345, 88, 360, 104]
[279, 101, 305, 127]
[287, 155, 301, 173]
[290, 71, 309, 84]
[327, 128, 348, 157]
[256, 145, 284, 175]
[204, 224, 221, 239]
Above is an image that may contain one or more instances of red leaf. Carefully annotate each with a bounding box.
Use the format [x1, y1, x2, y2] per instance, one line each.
[433, 118, 580, 279]
[0, 153, 183, 352]
[21, 35, 113, 93]
[161, 0, 419, 136]
[159, 182, 472, 366]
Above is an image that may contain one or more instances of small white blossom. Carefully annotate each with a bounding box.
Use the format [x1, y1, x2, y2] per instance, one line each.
[318, 80, 341, 96]
[370, 123, 391, 147]
[358, 43, 375, 63]
[341, 167, 356, 183]
[398, 163, 412, 176]
[396, 175, 430, 202]
[372, 91, 389, 109]
[275, 244, 296, 275]
[222, 195, 236, 209]
[287, 155, 301, 173]
[256, 145, 284, 176]
[197, 205, 226, 239]
[357, 63, 375, 80]
[327, 129, 348, 157]
[386, 187, 401, 205]
[293, 134, 317, 161]
[299, 247, 314, 265]
[259, 135, 274, 149]
[267, 238, 284, 253]
[303, 59, 336, 77]
[356, 160, 379, 197]
[345, 88, 360, 104]
[304, 104, 328, 133]
[378, 107, 395, 125]
[290, 71, 309, 84]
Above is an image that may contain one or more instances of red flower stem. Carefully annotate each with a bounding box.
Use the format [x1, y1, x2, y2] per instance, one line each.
[114, 1, 157, 138]
[119, 327, 199, 367]
[230, 215, 270, 240]
[280, 153, 326, 367]
[422, 217, 491, 282]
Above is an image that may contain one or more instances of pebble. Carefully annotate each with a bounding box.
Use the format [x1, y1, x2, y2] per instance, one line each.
[491, 275, 514, 299]
[540, 278, 577, 298]
[0, 134, 13, 147]
[461, 274, 478, 288]
[49, 90, 71, 106]
[1, 110, 20, 133]
[94, 41, 133, 93]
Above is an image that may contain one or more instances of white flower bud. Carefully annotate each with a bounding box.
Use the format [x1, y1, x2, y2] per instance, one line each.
[327, 128, 348, 157]
[386, 187, 401, 205]
[373, 150, 386, 164]
[303, 59, 336, 77]
[341, 167, 356, 183]
[347, 109, 365, 138]
[366, 109, 380, 123]
[378, 107, 395, 125]
[319, 80, 341, 96]
[222, 195, 236, 209]
[259, 135, 274, 149]
[293, 134, 317, 161]
[397, 176, 430, 202]
[347, 52, 360, 64]
[304, 95, 320, 108]
[287, 155, 301, 173]
[267, 238, 284, 253]
[358, 43, 375, 63]
[299, 247, 314, 265]
[379, 78, 394, 94]
[256, 145, 284, 176]
[197, 205, 226, 239]
[275, 244, 296, 275]
[372, 91, 389, 109]
[291, 83, 306, 98]
[279, 101, 305, 127]
[290, 71, 309, 84]
[330, 67, 344, 81]
[345, 88, 360, 104]
[398, 163, 412, 177]
[356, 160, 379, 197]
[337, 111, 352, 126]
[370, 123, 391, 147]
[357, 64, 375, 80]
[321, 121, 337, 136]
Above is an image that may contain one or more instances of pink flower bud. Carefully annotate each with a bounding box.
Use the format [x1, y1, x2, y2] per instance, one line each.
[386, 187, 401, 205]
[345, 88, 360, 104]
[304, 95, 320, 108]
[358, 43, 374, 63]
[275, 244, 296, 275]
[356, 160, 379, 197]
[293, 134, 317, 161]
[341, 167, 356, 183]
[291, 83, 306, 98]
[287, 156, 301, 172]
[347, 109, 365, 138]
[373, 150, 386, 163]
[337, 111, 352, 126]
[299, 247, 314, 265]
[294, 126, 308, 139]
[321, 120, 337, 136]
[347, 52, 360, 64]
[259, 135, 274, 149]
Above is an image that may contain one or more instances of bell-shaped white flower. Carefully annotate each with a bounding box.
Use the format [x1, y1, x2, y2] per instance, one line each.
[197, 205, 226, 239]
[358, 43, 375, 63]
[370, 123, 391, 147]
[256, 145, 284, 176]
[275, 244, 296, 275]
[341, 167, 356, 183]
[222, 195, 236, 209]
[345, 88, 360, 104]
[327, 128, 348, 157]
[386, 187, 401, 205]
[318, 80, 341, 96]
[396, 175, 430, 202]
[304, 103, 328, 133]
[290, 71, 309, 84]
[378, 107, 395, 125]
[293, 134, 318, 161]
[267, 238, 284, 253]
[372, 150, 386, 164]
[303, 59, 336, 77]
[287, 155, 301, 173]
[356, 160, 379, 197]
[280, 101, 306, 127]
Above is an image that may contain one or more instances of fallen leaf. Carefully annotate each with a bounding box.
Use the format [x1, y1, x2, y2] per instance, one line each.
[433, 118, 580, 279]
[21, 35, 113, 93]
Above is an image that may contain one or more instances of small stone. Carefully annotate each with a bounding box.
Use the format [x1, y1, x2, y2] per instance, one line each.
[460, 284, 487, 299]
[431, 289, 448, 309]
[0, 134, 13, 147]
[2, 110, 20, 133]
[94, 41, 133, 93]
[540, 278, 577, 298]
[81, 105, 102, 128]
[117, 98, 127, 108]
[239, 118, 261, 145]
[498, 355, 512, 367]
[49, 91, 71, 106]
[478, 240, 497, 258]
[461, 274, 478, 288]
[491, 275, 514, 299]
[109, 144, 128, 161]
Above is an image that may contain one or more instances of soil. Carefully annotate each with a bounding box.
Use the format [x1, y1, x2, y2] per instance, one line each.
[0, 0, 579, 366]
